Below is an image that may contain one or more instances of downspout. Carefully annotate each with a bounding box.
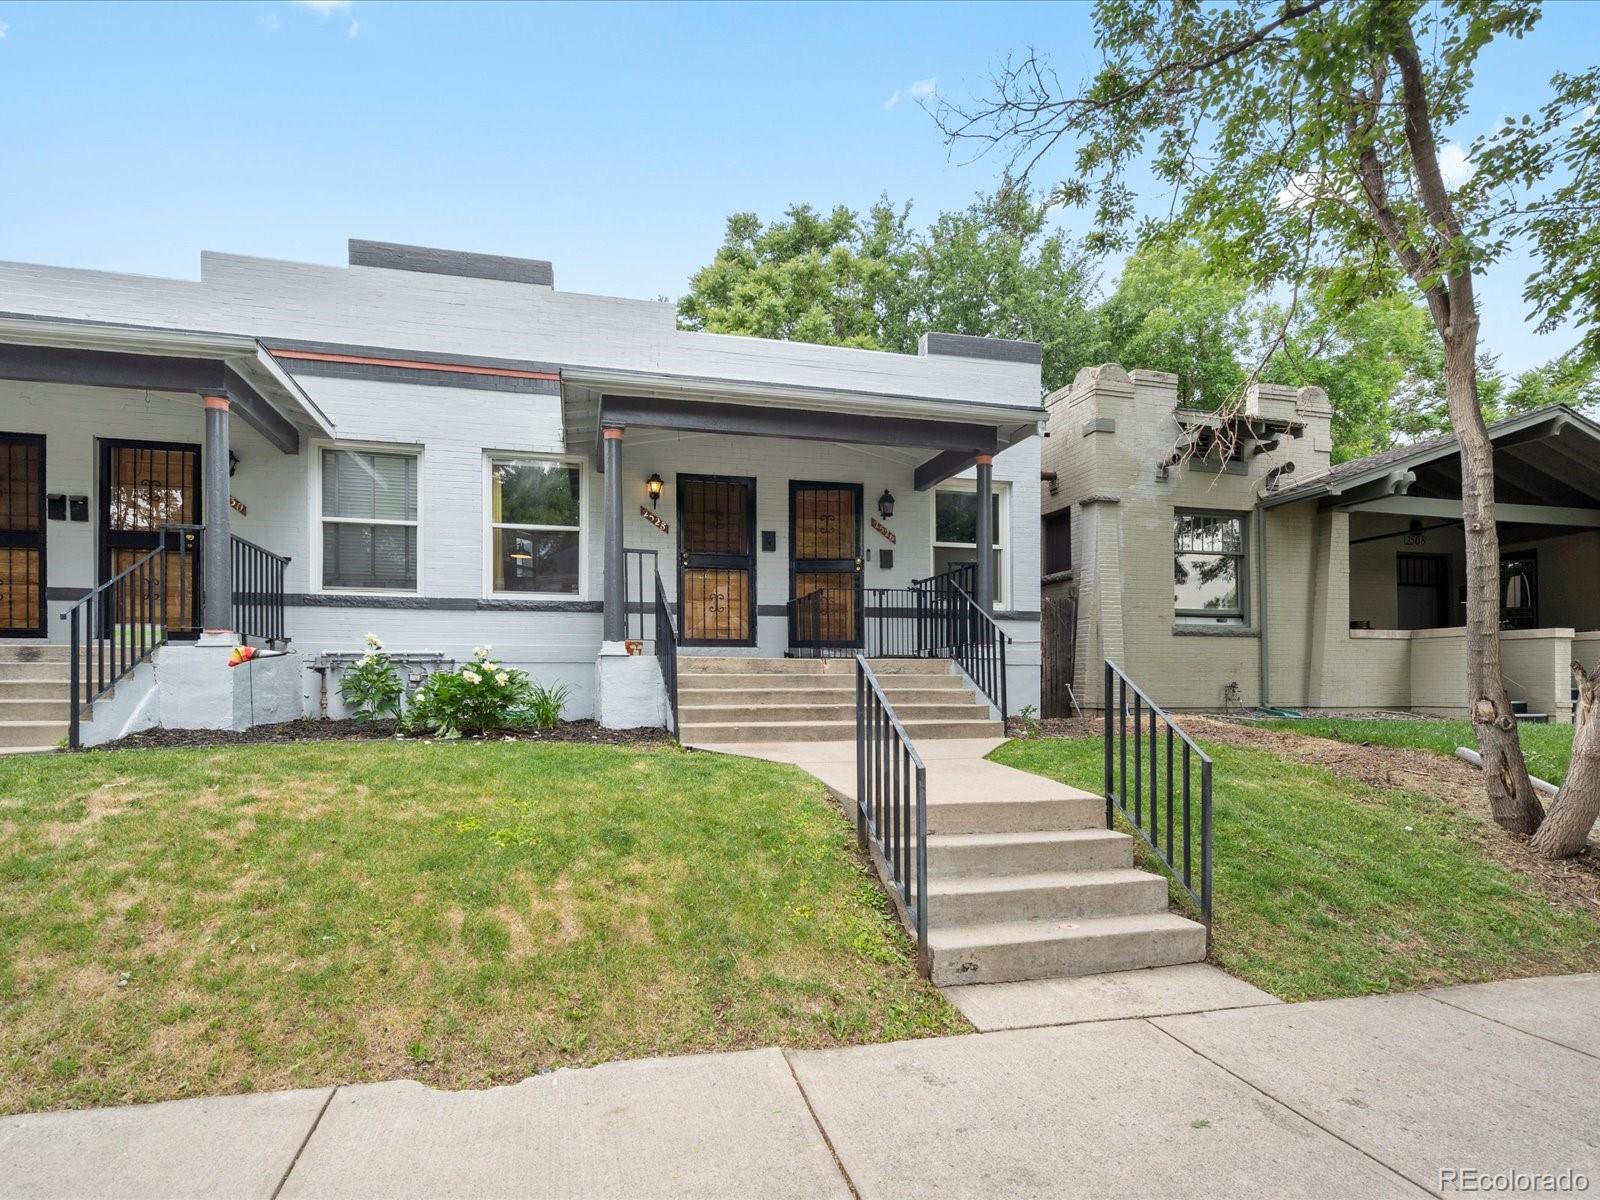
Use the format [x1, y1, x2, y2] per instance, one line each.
[1257, 505, 1269, 710]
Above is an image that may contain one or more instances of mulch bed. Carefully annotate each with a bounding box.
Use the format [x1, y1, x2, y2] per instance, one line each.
[88, 718, 670, 753]
[1005, 713, 1600, 919]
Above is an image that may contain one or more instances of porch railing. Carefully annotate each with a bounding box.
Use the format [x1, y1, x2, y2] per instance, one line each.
[1104, 660, 1213, 928]
[856, 654, 929, 972]
[62, 524, 200, 750]
[654, 569, 679, 734]
[788, 578, 1009, 717]
[624, 548, 658, 643]
[231, 534, 291, 647]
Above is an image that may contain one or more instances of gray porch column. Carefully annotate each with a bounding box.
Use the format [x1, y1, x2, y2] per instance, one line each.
[974, 453, 995, 616]
[201, 394, 232, 635]
[602, 425, 625, 642]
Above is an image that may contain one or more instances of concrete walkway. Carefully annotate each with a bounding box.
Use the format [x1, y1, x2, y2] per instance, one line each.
[4, 971, 1599, 1198]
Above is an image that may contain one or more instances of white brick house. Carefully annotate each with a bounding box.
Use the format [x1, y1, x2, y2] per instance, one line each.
[0, 241, 1043, 746]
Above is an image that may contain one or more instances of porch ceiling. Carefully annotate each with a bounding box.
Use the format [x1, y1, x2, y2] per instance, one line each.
[0, 315, 335, 452]
[1263, 405, 1600, 522]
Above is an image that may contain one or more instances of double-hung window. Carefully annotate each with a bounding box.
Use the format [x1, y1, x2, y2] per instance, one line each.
[933, 485, 1007, 606]
[1174, 511, 1246, 624]
[488, 456, 583, 596]
[320, 448, 419, 591]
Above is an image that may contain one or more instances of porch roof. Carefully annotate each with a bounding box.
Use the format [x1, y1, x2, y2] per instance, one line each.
[562, 365, 1043, 490]
[0, 312, 336, 452]
[1259, 405, 1600, 522]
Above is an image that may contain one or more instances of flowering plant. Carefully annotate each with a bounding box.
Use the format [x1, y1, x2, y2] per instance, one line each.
[403, 646, 538, 737]
[339, 632, 404, 720]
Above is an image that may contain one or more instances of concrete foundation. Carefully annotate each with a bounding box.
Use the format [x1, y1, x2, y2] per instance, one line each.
[154, 643, 304, 732]
[594, 645, 666, 729]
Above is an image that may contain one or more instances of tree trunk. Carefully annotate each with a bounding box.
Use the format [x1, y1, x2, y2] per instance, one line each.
[1530, 664, 1600, 858]
[1442, 326, 1546, 835]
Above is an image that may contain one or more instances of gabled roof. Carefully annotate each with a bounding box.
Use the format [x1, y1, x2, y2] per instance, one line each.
[1259, 404, 1600, 508]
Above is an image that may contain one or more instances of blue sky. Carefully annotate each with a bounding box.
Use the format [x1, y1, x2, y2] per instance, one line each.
[0, 0, 1593, 374]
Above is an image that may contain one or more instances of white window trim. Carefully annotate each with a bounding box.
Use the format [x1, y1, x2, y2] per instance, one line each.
[482, 450, 589, 601]
[932, 481, 1010, 610]
[310, 440, 424, 596]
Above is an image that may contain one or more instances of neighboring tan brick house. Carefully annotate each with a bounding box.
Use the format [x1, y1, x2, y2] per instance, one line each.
[1043, 363, 1600, 723]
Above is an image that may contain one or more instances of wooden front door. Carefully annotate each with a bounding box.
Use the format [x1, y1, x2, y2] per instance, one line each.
[0, 433, 46, 637]
[100, 439, 202, 639]
[677, 474, 757, 646]
[789, 481, 862, 649]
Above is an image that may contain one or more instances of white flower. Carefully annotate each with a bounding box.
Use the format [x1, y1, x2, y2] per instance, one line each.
[462, 669, 481, 684]
[483, 661, 499, 672]
[471, 644, 492, 660]
[364, 632, 383, 651]
[494, 672, 509, 686]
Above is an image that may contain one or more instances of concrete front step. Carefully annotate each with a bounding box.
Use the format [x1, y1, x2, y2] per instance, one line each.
[926, 792, 1105, 836]
[0, 720, 69, 749]
[680, 718, 1002, 744]
[0, 645, 94, 664]
[0, 698, 73, 721]
[927, 868, 1169, 927]
[0, 744, 62, 756]
[927, 828, 1134, 878]
[928, 912, 1208, 986]
[679, 657, 955, 676]
[679, 702, 984, 724]
[677, 685, 973, 707]
[0, 678, 90, 699]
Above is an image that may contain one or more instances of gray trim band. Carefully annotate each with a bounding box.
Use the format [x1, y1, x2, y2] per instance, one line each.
[287, 594, 601, 612]
[919, 332, 1043, 365]
[348, 239, 554, 287]
[46, 587, 91, 602]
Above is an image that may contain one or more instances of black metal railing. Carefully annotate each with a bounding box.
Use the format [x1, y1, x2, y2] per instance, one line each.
[1103, 660, 1213, 927]
[786, 579, 1009, 716]
[655, 569, 679, 734]
[856, 654, 929, 971]
[62, 524, 200, 750]
[624, 548, 659, 643]
[231, 534, 290, 646]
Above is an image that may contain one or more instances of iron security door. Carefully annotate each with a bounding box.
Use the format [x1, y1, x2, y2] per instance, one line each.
[99, 439, 202, 639]
[0, 433, 46, 637]
[677, 474, 757, 646]
[789, 482, 862, 649]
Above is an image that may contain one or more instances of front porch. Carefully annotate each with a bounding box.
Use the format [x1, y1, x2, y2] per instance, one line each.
[573, 377, 1042, 725]
[1266, 406, 1600, 722]
[0, 320, 331, 747]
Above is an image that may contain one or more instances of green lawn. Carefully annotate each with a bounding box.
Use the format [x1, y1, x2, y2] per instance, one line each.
[993, 736, 1600, 1001]
[1255, 717, 1575, 784]
[0, 741, 962, 1115]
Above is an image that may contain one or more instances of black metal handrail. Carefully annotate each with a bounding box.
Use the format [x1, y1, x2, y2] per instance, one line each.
[946, 580, 1009, 719]
[654, 569, 679, 734]
[62, 523, 200, 750]
[231, 534, 291, 646]
[1103, 660, 1213, 926]
[912, 562, 976, 596]
[856, 654, 929, 972]
[624, 548, 658, 643]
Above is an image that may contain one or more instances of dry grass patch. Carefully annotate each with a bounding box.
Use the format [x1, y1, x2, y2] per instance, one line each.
[0, 740, 961, 1114]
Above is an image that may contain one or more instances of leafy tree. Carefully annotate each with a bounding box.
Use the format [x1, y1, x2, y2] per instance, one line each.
[678, 202, 914, 350]
[936, 0, 1600, 850]
[1094, 242, 1253, 406]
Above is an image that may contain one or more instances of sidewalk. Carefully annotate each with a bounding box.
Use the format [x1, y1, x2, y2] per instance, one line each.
[3, 971, 1598, 1198]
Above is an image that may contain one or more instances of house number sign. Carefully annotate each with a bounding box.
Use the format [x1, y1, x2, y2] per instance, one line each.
[640, 505, 669, 534]
[870, 517, 896, 544]
[230, 496, 248, 516]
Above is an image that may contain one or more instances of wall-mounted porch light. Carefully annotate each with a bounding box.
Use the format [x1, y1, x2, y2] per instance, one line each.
[229, 450, 240, 478]
[877, 489, 895, 519]
[646, 473, 665, 509]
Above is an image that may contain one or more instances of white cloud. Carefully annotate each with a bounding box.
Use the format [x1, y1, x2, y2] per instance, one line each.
[0, 20, 9, 39]
[346, 18, 359, 38]
[884, 78, 936, 110]
[1438, 142, 1476, 188]
[290, 0, 352, 10]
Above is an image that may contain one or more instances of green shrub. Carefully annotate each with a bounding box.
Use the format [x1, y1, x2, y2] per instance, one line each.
[404, 647, 536, 738]
[519, 680, 570, 730]
[339, 633, 404, 720]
